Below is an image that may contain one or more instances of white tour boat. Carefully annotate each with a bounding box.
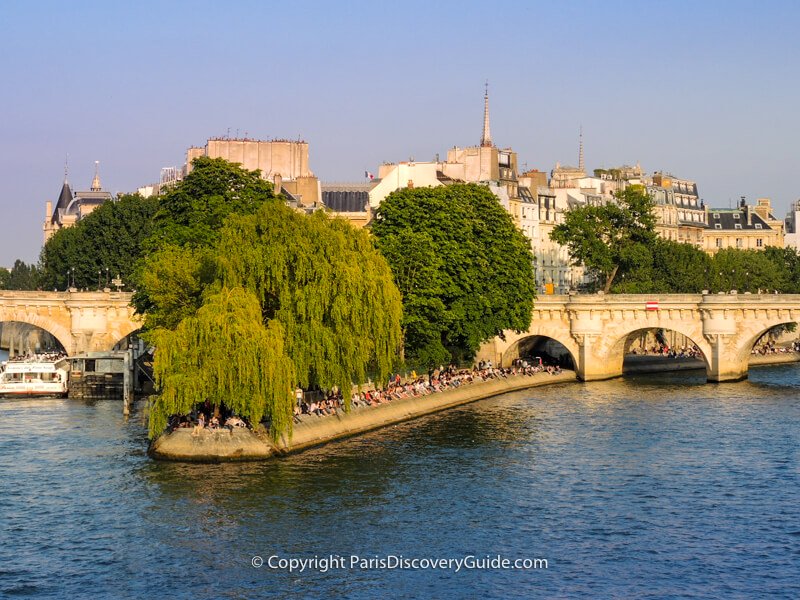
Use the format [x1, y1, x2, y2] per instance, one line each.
[0, 355, 69, 398]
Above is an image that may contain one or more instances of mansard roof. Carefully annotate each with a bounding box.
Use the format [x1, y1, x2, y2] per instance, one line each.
[708, 209, 772, 231]
[321, 188, 368, 212]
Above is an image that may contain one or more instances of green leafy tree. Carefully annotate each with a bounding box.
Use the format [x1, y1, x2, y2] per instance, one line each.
[711, 248, 788, 293]
[1, 259, 41, 290]
[764, 246, 800, 293]
[650, 239, 712, 293]
[39, 193, 159, 290]
[132, 157, 276, 318]
[371, 183, 536, 366]
[143, 183, 403, 440]
[148, 286, 296, 438]
[551, 185, 657, 293]
[147, 156, 275, 250]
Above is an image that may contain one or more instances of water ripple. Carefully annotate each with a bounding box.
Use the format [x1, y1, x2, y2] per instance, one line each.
[0, 365, 799, 598]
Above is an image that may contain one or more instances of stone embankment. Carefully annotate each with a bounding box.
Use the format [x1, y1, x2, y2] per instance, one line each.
[623, 352, 800, 375]
[149, 371, 576, 462]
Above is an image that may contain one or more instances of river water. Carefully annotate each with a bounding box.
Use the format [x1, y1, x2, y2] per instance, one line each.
[1, 365, 799, 599]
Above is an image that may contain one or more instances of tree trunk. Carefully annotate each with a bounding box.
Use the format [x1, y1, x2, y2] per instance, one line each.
[604, 265, 619, 294]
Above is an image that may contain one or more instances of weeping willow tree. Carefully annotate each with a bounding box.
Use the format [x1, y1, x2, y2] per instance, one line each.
[216, 203, 404, 402]
[147, 287, 296, 438]
[145, 198, 403, 440]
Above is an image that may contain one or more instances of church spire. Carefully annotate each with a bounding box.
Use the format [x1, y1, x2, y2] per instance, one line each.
[578, 126, 585, 173]
[480, 81, 492, 148]
[91, 160, 102, 191]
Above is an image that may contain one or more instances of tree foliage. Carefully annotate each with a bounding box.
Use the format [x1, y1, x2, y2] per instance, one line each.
[142, 159, 403, 439]
[551, 185, 657, 292]
[147, 287, 296, 438]
[147, 156, 275, 250]
[371, 183, 536, 366]
[711, 248, 789, 293]
[763, 246, 800, 293]
[611, 239, 713, 294]
[0, 260, 41, 290]
[216, 205, 403, 396]
[39, 193, 158, 290]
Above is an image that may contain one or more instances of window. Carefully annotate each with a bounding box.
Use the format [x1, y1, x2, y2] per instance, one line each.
[713, 213, 720, 219]
[715, 223, 722, 229]
[734, 224, 742, 229]
[716, 238, 722, 248]
[755, 224, 763, 229]
[733, 213, 740, 220]
[736, 238, 743, 248]
[757, 238, 763, 247]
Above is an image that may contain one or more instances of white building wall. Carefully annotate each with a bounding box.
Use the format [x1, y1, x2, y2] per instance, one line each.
[368, 162, 444, 208]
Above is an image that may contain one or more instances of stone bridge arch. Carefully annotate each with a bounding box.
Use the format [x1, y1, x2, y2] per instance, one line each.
[498, 331, 579, 369]
[479, 294, 800, 383]
[729, 315, 800, 376]
[605, 325, 712, 378]
[0, 315, 73, 355]
[0, 291, 139, 356]
[107, 323, 144, 352]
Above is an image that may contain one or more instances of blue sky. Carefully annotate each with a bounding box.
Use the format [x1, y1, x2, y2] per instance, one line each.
[1, 0, 798, 266]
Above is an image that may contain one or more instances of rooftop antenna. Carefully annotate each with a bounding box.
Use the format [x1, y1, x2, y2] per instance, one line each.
[578, 125, 585, 173]
[64, 153, 69, 183]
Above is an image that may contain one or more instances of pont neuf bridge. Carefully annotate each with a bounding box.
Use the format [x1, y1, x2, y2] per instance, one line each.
[2, 291, 799, 383]
[481, 293, 800, 382]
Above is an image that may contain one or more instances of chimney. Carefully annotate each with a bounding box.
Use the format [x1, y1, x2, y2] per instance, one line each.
[273, 173, 282, 196]
[46, 201, 52, 219]
[746, 204, 752, 226]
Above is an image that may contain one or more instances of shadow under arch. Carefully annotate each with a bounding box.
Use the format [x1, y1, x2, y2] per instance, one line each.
[734, 320, 799, 368]
[0, 318, 70, 355]
[108, 325, 144, 352]
[501, 334, 577, 369]
[612, 326, 711, 378]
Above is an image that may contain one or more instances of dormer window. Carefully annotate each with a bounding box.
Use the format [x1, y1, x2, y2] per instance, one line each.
[733, 213, 740, 219]
[713, 213, 720, 219]
[715, 223, 722, 229]
[734, 224, 742, 229]
[755, 224, 763, 229]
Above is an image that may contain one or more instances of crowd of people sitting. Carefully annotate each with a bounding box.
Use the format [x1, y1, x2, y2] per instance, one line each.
[752, 340, 800, 355]
[629, 339, 800, 358]
[5, 350, 67, 363]
[627, 344, 703, 359]
[292, 359, 563, 423]
[168, 400, 250, 436]
[170, 358, 567, 434]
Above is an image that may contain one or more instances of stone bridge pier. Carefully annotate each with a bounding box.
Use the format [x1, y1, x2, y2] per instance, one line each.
[480, 294, 800, 383]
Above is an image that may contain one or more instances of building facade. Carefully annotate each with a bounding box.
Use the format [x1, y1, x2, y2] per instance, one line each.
[650, 172, 706, 246]
[703, 199, 782, 254]
[44, 163, 113, 243]
[785, 200, 800, 249]
[185, 137, 321, 206]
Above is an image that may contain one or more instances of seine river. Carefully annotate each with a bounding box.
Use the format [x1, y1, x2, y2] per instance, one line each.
[1, 362, 799, 599]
